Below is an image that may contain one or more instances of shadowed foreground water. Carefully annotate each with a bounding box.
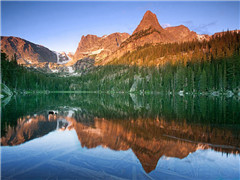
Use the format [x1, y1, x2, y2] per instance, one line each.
[1, 94, 240, 179]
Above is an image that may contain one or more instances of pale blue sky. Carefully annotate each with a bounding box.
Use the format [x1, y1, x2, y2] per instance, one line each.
[1, 1, 239, 53]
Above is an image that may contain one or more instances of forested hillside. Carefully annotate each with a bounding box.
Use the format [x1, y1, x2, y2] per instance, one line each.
[109, 31, 240, 66]
[1, 31, 240, 94]
[70, 31, 240, 94]
[1, 52, 70, 92]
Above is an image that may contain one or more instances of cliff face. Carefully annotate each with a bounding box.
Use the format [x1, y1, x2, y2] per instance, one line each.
[70, 32, 129, 65]
[133, 10, 163, 34]
[1, 36, 58, 64]
[130, 11, 199, 44]
[164, 25, 198, 42]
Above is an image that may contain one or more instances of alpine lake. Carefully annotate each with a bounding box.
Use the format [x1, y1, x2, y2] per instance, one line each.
[1, 93, 240, 179]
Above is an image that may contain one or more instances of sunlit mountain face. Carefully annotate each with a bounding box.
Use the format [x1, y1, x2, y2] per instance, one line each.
[2, 94, 239, 175]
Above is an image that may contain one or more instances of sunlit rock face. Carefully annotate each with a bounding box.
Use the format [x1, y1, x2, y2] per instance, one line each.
[71, 32, 130, 65]
[164, 25, 198, 42]
[73, 11, 205, 66]
[1, 36, 58, 64]
[97, 11, 199, 65]
[133, 10, 163, 34]
[1, 111, 239, 173]
[96, 11, 239, 65]
[0, 36, 74, 73]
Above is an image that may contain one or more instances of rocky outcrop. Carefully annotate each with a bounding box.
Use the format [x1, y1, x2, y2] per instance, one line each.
[1, 36, 57, 64]
[124, 11, 199, 46]
[73, 57, 95, 74]
[164, 25, 198, 42]
[55, 51, 72, 64]
[133, 10, 163, 34]
[71, 32, 130, 65]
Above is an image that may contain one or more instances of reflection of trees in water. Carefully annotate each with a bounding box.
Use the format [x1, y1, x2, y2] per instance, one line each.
[3, 93, 240, 124]
[74, 109, 95, 126]
[2, 93, 240, 145]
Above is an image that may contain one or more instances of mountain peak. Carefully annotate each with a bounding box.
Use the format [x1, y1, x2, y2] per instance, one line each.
[144, 10, 156, 17]
[133, 10, 163, 34]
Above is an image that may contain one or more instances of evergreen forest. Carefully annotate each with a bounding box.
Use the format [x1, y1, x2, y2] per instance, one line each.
[1, 31, 240, 95]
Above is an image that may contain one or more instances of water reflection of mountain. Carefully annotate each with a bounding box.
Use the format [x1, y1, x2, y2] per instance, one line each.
[69, 117, 240, 173]
[1, 111, 239, 173]
[1, 114, 57, 146]
[2, 94, 240, 173]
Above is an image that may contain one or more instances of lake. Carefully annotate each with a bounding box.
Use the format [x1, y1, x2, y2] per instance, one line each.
[1, 93, 240, 179]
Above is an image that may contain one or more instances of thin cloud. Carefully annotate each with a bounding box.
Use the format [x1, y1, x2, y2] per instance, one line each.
[182, 20, 217, 35]
[162, 23, 171, 28]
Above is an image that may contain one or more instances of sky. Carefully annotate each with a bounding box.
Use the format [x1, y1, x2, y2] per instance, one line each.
[1, 1, 239, 53]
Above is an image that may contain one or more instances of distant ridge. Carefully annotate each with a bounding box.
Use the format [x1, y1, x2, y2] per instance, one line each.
[1, 10, 239, 71]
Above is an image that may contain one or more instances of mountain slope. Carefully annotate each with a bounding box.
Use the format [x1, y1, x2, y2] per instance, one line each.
[1, 36, 58, 64]
[70, 32, 130, 66]
[96, 10, 199, 65]
[165, 25, 198, 42]
[1, 36, 73, 66]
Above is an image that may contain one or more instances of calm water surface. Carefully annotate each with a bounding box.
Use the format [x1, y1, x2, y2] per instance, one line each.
[1, 94, 240, 179]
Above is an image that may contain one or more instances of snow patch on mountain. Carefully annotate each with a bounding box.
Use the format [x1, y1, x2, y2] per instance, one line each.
[25, 59, 32, 64]
[55, 51, 59, 63]
[67, 66, 74, 73]
[91, 49, 104, 55]
[54, 51, 72, 64]
[82, 49, 104, 56]
[51, 69, 59, 73]
[197, 34, 206, 41]
[65, 54, 72, 63]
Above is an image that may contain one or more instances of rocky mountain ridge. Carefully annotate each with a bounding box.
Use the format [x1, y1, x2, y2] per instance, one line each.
[1, 36, 72, 64]
[1, 36, 74, 73]
[1, 10, 239, 73]
[96, 11, 200, 65]
[1, 36, 58, 64]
